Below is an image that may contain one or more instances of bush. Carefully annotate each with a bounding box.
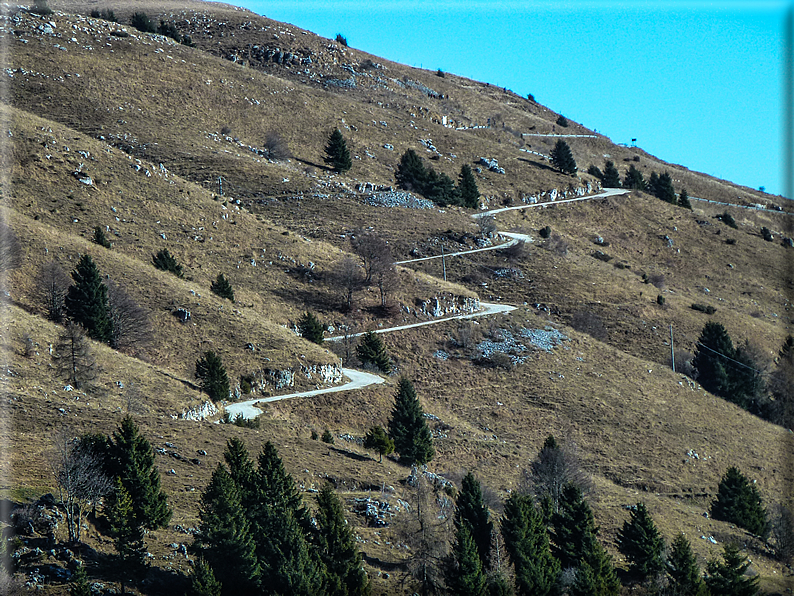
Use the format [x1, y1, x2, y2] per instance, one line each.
[311, 429, 319, 440]
[31, 0, 52, 15]
[152, 249, 183, 278]
[711, 467, 768, 537]
[691, 303, 716, 315]
[195, 351, 230, 402]
[719, 212, 738, 229]
[657, 295, 665, 306]
[587, 165, 603, 179]
[211, 273, 234, 301]
[556, 115, 569, 127]
[761, 227, 773, 241]
[130, 12, 156, 34]
[298, 311, 325, 345]
[335, 33, 348, 47]
[322, 430, 335, 444]
[222, 413, 260, 429]
[91, 8, 117, 21]
[591, 251, 612, 263]
[436, 69, 445, 78]
[725, 238, 737, 245]
[264, 132, 291, 160]
[539, 225, 552, 239]
[93, 226, 112, 249]
[157, 21, 182, 43]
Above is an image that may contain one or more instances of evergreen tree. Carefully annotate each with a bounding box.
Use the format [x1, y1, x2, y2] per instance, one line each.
[616, 503, 665, 581]
[650, 172, 676, 203]
[210, 273, 234, 301]
[130, 11, 155, 33]
[195, 351, 230, 402]
[678, 188, 692, 209]
[52, 322, 97, 389]
[253, 441, 312, 532]
[602, 161, 621, 188]
[424, 170, 458, 207]
[570, 542, 620, 596]
[69, 565, 91, 596]
[458, 164, 481, 209]
[187, 559, 222, 596]
[324, 129, 352, 173]
[692, 321, 735, 399]
[501, 493, 559, 596]
[587, 165, 604, 180]
[550, 140, 577, 175]
[363, 426, 394, 463]
[704, 542, 760, 596]
[666, 533, 706, 596]
[387, 378, 434, 465]
[395, 149, 428, 193]
[258, 509, 324, 596]
[551, 484, 598, 569]
[711, 467, 768, 537]
[356, 331, 391, 373]
[487, 573, 514, 596]
[648, 172, 660, 197]
[92, 226, 112, 249]
[623, 164, 646, 190]
[152, 248, 183, 278]
[107, 480, 146, 592]
[445, 524, 488, 596]
[65, 254, 113, 343]
[316, 484, 371, 596]
[298, 311, 325, 344]
[454, 472, 493, 570]
[194, 464, 260, 595]
[223, 438, 256, 503]
[108, 416, 171, 530]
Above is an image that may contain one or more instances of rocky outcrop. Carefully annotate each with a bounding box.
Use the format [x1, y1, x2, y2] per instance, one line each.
[172, 400, 218, 421]
[414, 295, 480, 318]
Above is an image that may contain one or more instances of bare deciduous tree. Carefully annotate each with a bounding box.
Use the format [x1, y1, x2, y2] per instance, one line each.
[51, 430, 112, 543]
[332, 257, 364, 311]
[107, 280, 153, 353]
[375, 263, 400, 309]
[351, 231, 392, 285]
[477, 215, 497, 238]
[0, 223, 22, 272]
[524, 438, 591, 513]
[264, 132, 291, 160]
[52, 323, 97, 389]
[35, 260, 71, 322]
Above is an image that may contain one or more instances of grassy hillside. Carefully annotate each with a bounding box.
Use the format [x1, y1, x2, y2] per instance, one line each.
[2, 2, 792, 594]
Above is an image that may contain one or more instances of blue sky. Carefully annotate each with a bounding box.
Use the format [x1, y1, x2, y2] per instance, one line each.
[236, 1, 793, 199]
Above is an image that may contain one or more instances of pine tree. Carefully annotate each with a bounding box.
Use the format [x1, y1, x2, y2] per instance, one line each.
[363, 426, 394, 463]
[623, 164, 646, 190]
[550, 140, 577, 175]
[551, 484, 598, 569]
[92, 226, 112, 249]
[223, 438, 256, 503]
[570, 542, 620, 596]
[445, 524, 488, 596]
[324, 129, 352, 173]
[107, 480, 146, 592]
[711, 467, 768, 537]
[458, 164, 481, 209]
[501, 493, 559, 596]
[704, 542, 760, 596]
[210, 273, 234, 301]
[252, 441, 312, 534]
[356, 331, 391, 373]
[298, 311, 325, 344]
[424, 170, 458, 207]
[194, 464, 260, 595]
[678, 188, 692, 209]
[692, 321, 735, 399]
[108, 416, 171, 530]
[187, 559, 222, 596]
[387, 378, 434, 465]
[258, 509, 324, 596]
[602, 161, 621, 187]
[65, 254, 113, 343]
[454, 472, 493, 570]
[617, 503, 665, 581]
[152, 248, 183, 277]
[316, 484, 371, 596]
[69, 565, 91, 596]
[395, 149, 428, 193]
[195, 351, 230, 402]
[649, 172, 676, 203]
[667, 533, 706, 596]
[587, 164, 604, 180]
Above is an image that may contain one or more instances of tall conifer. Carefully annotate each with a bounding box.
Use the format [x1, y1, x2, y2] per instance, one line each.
[454, 472, 493, 570]
[65, 254, 112, 343]
[458, 164, 481, 208]
[617, 503, 665, 581]
[445, 524, 488, 596]
[324, 129, 352, 173]
[667, 533, 706, 596]
[387, 378, 434, 465]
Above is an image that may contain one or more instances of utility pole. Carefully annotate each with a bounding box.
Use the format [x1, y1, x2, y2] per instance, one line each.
[441, 245, 447, 282]
[670, 324, 675, 372]
[218, 176, 223, 196]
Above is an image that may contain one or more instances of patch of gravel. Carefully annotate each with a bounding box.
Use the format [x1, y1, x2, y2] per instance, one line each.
[433, 350, 449, 360]
[519, 327, 569, 352]
[364, 191, 435, 210]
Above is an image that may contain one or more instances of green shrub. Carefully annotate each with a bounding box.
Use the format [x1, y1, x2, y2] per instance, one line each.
[556, 115, 569, 127]
[591, 251, 613, 262]
[240, 376, 253, 395]
[298, 311, 325, 345]
[311, 429, 319, 440]
[211, 273, 234, 301]
[436, 69, 445, 78]
[322, 430, 334, 444]
[725, 238, 737, 245]
[720, 212, 738, 229]
[131, 12, 156, 33]
[152, 249, 184, 278]
[691, 303, 716, 315]
[761, 227, 773, 241]
[657, 295, 665, 306]
[335, 33, 348, 47]
[92, 226, 112, 249]
[587, 165, 603, 179]
[539, 225, 552, 239]
[157, 21, 182, 43]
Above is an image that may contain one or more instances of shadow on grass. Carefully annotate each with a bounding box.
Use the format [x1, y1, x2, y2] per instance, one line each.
[329, 446, 371, 462]
[517, 157, 556, 173]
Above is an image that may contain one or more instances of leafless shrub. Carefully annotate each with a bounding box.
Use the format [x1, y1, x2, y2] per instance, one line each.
[671, 349, 695, 378]
[21, 333, 35, 358]
[52, 323, 97, 389]
[570, 309, 607, 341]
[452, 322, 479, 352]
[264, 132, 291, 160]
[649, 273, 666, 289]
[489, 352, 514, 370]
[35, 260, 71, 322]
[351, 231, 392, 286]
[500, 239, 528, 262]
[478, 215, 497, 238]
[543, 233, 569, 257]
[107, 280, 153, 353]
[0, 223, 21, 272]
[771, 503, 794, 563]
[51, 429, 112, 542]
[220, 125, 232, 136]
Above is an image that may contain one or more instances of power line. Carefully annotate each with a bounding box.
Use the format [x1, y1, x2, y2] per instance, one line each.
[694, 341, 766, 376]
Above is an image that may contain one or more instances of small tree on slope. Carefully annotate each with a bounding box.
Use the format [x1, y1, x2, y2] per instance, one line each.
[388, 378, 434, 465]
[324, 128, 352, 173]
[617, 502, 665, 582]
